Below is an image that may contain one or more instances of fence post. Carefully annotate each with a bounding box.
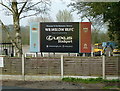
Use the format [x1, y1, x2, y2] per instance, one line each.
[22, 54, 25, 81]
[102, 55, 106, 79]
[61, 55, 64, 78]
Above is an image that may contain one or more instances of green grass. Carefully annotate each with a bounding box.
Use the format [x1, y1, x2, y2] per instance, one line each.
[62, 77, 120, 84]
[103, 86, 120, 90]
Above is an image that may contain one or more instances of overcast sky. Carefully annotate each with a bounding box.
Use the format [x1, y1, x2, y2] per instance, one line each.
[0, 0, 82, 26]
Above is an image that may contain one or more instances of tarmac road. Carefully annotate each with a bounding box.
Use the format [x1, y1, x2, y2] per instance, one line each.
[2, 86, 31, 89]
[1, 80, 106, 90]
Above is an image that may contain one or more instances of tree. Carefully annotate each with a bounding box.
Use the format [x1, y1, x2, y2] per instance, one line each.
[28, 16, 53, 23]
[0, 0, 51, 56]
[92, 30, 109, 44]
[56, 9, 73, 22]
[69, 2, 120, 48]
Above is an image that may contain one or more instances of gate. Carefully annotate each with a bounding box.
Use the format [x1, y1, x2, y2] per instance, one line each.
[0, 43, 14, 57]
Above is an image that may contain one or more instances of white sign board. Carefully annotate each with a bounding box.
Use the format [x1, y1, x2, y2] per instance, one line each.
[0, 57, 4, 67]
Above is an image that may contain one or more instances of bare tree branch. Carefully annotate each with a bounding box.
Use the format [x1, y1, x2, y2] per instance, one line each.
[84, 14, 105, 31]
[0, 19, 20, 51]
[23, 2, 42, 12]
[19, 0, 28, 15]
[20, 12, 41, 19]
[0, 0, 51, 56]
[0, 2, 14, 13]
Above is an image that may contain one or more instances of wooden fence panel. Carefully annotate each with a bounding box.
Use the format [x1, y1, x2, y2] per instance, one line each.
[105, 57, 119, 75]
[25, 57, 61, 75]
[2, 57, 22, 75]
[64, 57, 102, 76]
[1, 56, 119, 76]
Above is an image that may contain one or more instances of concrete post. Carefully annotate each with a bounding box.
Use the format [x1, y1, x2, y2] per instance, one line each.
[61, 55, 64, 78]
[22, 54, 25, 81]
[102, 55, 106, 79]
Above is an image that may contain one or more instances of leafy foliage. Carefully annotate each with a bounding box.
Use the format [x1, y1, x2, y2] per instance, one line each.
[69, 2, 120, 48]
[92, 30, 109, 44]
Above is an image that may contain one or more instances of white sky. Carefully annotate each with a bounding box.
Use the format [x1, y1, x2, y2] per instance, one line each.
[0, 0, 108, 32]
[50, 0, 82, 21]
[0, 0, 83, 26]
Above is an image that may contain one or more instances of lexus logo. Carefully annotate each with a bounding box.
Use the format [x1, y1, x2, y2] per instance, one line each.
[46, 35, 53, 41]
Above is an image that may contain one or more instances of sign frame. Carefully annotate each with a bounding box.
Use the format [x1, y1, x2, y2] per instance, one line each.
[30, 22, 91, 53]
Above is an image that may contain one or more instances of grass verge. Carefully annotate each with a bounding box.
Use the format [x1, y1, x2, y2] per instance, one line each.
[62, 77, 120, 83]
[62, 77, 120, 90]
[103, 86, 120, 89]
